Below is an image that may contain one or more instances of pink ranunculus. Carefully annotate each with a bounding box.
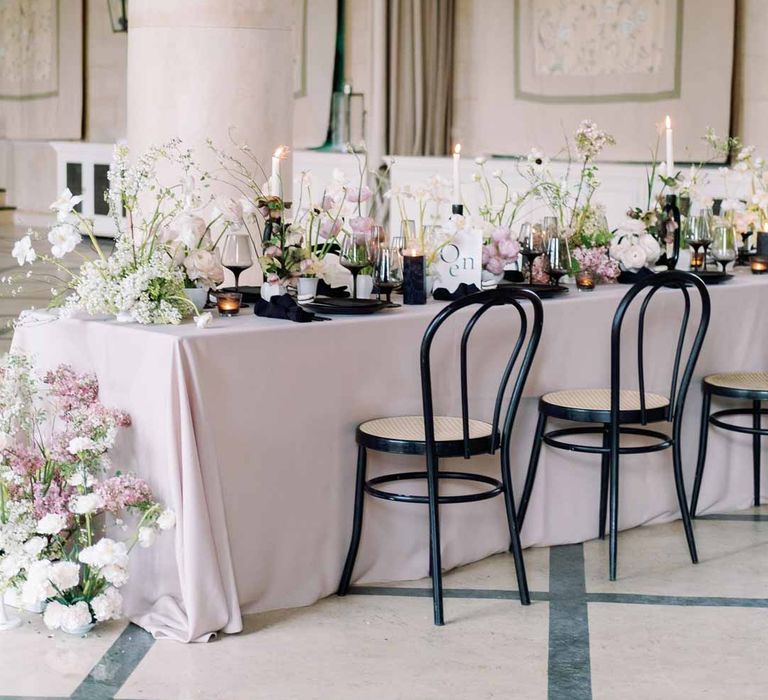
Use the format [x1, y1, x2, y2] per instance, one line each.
[482, 244, 495, 265]
[485, 256, 505, 275]
[491, 226, 511, 244]
[349, 216, 375, 234]
[347, 186, 372, 204]
[498, 239, 520, 261]
[320, 217, 343, 238]
[263, 246, 281, 257]
[321, 195, 336, 211]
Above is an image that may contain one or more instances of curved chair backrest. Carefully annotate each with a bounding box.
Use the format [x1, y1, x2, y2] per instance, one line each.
[420, 288, 544, 458]
[611, 270, 711, 426]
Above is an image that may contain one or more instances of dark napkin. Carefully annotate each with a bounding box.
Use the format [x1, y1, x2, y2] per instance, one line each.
[432, 283, 482, 301]
[617, 267, 655, 285]
[254, 295, 315, 323]
[317, 279, 350, 298]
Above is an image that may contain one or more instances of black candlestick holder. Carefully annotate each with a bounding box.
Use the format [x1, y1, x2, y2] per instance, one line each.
[660, 194, 681, 270]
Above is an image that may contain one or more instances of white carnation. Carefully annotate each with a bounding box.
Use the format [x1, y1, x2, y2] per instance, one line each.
[43, 600, 67, 630]
[61, 601, 93, 633]
[138, 527, 156, 548]
[37, 513, 68, 535]
[100, 564, 129, 588]
[48, 561, 80, 593]
[79, 538, 129, 569]
[67, 436, 98, 454]
[21, 560, 55, 605]
[156, 509, 176, 531]
[70, 493, 105, 515]
[23, 536, 47, 557]
[91, 587, 123, 622]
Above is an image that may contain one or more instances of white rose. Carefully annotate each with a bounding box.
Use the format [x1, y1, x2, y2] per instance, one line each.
[37, 513, 68, 535]
[70, 493, 105, 515]
[184, 249, 224, 287]
[60, 601, 93, 633]
[43, 600, 67, 630]
[79, 538, 129, 569]
[67, 436, 98, 455]
[23, 536, 48, 558]
[138, 527, 157, 549]
[91, 587, 123, 622]
[156, 509, 176, 531]
[637, 233, 661, 265]
[100, 564, 129, 588]
[619, 244, 648, 271]
[48, 561, 80, 593]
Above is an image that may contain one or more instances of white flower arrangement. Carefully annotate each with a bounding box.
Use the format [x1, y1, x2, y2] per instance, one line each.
[609, 219, 662, 272]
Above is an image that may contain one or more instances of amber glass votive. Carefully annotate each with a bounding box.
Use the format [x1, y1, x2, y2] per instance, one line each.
[575, 270, 596, 291]
[216, 292, 242, 315]
[751, 256, 768, 275]
[690, 251, 705, 270]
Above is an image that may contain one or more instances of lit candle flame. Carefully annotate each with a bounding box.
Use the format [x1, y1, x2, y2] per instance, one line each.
[273, 145, 289, 160]
[665, 115, 671, 130]
[454, 143, 461, 155]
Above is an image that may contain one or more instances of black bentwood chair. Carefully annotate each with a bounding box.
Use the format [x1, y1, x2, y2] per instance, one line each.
[517, 271, 711, 581]
[691, 372, 768, 517]
[337, 288, 544, 625]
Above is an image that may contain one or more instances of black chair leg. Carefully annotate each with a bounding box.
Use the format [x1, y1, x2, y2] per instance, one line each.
[599, 424, 609, 540]
[672, 429, 698, 565]
[518, 411, 547, 529]
[690, 390, 712, 517]
[608, 426, 620, 581]
[501, 447, 530, 605]
[754, 400, 762, 508]
[426, 451, 444, 625]
[338, 445, 367, 596]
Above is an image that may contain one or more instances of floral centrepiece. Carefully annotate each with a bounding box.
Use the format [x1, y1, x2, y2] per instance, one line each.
[0, 354, 174, 633]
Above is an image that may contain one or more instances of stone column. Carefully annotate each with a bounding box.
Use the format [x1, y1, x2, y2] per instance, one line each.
[127, 0, 297, 283]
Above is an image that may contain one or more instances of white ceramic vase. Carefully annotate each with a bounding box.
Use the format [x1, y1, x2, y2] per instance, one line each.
[0, 598, 21, 631]
[261, 282, 287, 302]
[3, 587, 43, 614]
[355, 274, 374, 299]
[297, 277, 319, 303]
[62, 621, 96, 636]
[481, 270, 504, 289]
[183, 287, 208, 312]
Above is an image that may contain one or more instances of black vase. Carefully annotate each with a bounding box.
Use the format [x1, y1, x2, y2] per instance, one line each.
[660, 194, 681, 270]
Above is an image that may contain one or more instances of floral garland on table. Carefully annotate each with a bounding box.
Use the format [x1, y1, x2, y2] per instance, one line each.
[9, 140, 225, 328]
[0, 354, 174, 634]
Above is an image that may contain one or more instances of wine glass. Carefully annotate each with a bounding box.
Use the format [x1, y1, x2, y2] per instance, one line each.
[339, 232, 374, 298]
[520, 222, 546, 285]
[373, 246, 402, 305]
[687, 215, 711, 271]
[547, 236, 568, 286]
[220, 232, 254, 305]
[712, 225, 737, 274]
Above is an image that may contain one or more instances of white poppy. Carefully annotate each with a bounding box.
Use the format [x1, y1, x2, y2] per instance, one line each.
[48, 225, 82, 258]
[50, 188, 83, 222]
[12, 235, 37, 266]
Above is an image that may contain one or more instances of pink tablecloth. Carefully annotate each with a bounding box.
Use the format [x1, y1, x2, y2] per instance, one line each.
[12, 272, 768, 641]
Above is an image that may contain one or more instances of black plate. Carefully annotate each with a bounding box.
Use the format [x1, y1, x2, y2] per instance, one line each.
[302, 298, 391, 315]
[690, 271, 734, 285]
[501, 281, 569, 299]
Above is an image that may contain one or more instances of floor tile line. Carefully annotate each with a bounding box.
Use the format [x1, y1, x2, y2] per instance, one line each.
[347, 585, 551, 601]
[586, 592, 768, 608]
[69, 623, 155, 700]
[697, 513, 768, 522]
[547, 544, 592, 700]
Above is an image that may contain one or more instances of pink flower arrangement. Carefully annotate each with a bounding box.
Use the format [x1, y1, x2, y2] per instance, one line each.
[483, 226, 520, 275]
[573, 246, 620, 283]
[96, 474, 154, 513]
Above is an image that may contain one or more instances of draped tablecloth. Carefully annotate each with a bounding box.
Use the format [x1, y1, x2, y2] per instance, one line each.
[11, 272, 768, 641]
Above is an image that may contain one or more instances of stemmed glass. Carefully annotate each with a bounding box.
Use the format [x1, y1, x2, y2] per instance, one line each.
[339, 232, 374, 298]
[520, 222, 546, 285]
[712, 225, 737, 274]
[220, 232, 254, 305]
[687, 214, 711, 271]
[373, 247, 402, 305]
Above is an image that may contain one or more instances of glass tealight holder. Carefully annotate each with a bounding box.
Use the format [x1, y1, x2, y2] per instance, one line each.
[689, 250, 705, 270]
[751, 256, 768, 275]
[216, 291, 243, 316]
[575, 270, 596, 291]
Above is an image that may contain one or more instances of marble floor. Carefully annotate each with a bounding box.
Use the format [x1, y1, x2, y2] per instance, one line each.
[0, 507, 765, 699]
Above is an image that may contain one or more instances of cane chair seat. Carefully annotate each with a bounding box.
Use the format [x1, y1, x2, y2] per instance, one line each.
[540, 388, 670, 422]
[357, 415, 496, 456]
[704, 372, 768, 398]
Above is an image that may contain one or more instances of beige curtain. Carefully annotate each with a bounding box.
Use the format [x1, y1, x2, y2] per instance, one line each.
[387, 0, 455, 156]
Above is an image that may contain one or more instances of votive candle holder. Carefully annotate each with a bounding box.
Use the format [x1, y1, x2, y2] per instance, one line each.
[575, 270, 596, 291]
[216, 291, 242, 315]
[402, 249, 427, 304]
[751, 256, 768, 275]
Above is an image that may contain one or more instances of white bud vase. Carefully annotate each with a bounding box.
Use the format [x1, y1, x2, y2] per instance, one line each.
[0, 597, 21, 631]
[355, 274, 374, 299]
[261, 282, 287, 302]
[297, 277, 319, 303]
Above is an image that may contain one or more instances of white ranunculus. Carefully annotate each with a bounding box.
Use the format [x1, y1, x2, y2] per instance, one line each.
[37, 513, 68, 535]
[156, 509, 176, 531]
[70, 493, 105, 515]
[67, 436, 98, 454]
[194, 311, 213, 329]
[43, 600, 67, 630]
[79, 538, 129, 569]
[638, 233, 661, 265]
[91, 587, 123, 622]
[23, 536, 48, 557]
[176, 213, 207, 248]
[619, 244, 648, 271]
[48, 225, 82, 258]
[12, 235, 37, 266]
[48, 561, 80, 593]
[61, 601, 93, 632]
[138, 527, 156, 548]
[100, 564, 129, 588]
[50, 188, 83, 222]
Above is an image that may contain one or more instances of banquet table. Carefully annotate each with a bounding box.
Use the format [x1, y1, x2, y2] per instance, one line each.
[11, 271, 768, 642]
